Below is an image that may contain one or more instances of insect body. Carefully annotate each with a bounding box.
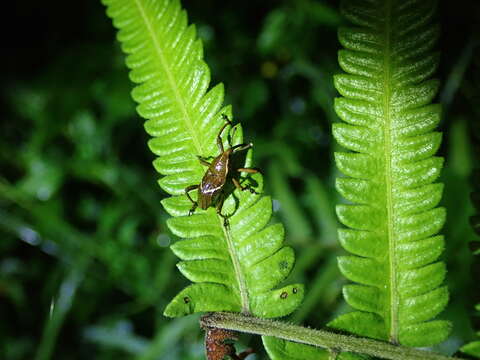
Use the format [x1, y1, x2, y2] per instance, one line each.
[185, 115, 259, 224]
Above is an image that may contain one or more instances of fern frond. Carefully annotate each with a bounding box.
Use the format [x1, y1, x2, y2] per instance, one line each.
[329, 0, 450, 346]
[262, 337, 369, 360]
[101, 0, 303, 318]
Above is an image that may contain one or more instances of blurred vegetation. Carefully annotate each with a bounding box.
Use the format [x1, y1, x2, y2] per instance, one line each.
[1, 0, 479, 359]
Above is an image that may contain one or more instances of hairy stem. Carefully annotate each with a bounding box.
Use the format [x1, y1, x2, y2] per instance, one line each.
[201, 312, 463, 360]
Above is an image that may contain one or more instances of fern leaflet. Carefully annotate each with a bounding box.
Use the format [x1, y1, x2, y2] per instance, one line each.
[460, 304, 480, 358]
[262, 337, 368, 360]
[101, 0, 303, 318]
[330, 0, 450, 346]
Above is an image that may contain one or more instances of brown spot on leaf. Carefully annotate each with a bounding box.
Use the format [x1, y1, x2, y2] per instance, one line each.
[280, 291, 288, 299]
[183, 297, 190, 304]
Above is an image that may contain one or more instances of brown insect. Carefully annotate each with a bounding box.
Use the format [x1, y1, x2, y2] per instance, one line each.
[184, 115, 260, 224]
[204, 327, 255, 360]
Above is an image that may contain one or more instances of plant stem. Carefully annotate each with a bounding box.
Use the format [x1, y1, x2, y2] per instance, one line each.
[35, 257, 88, 360]
[200, 312, 464, 360]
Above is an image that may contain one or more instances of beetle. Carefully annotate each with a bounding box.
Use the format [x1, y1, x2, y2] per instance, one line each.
[184, 115, 260, 224]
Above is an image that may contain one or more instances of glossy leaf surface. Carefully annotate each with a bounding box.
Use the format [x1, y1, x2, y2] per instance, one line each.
[101, 0, 303, 318]
[330, 0, 450, 346]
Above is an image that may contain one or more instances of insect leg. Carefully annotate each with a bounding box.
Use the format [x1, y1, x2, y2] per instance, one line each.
[231, 142, 252, 154]
[236, 348, 255, 360]
[197, 155, 211, 167]
[231, 177, 244, 191]
[215, 193, 230, 227]
[217, 115, 233, 153]
[235, 167, 261, 194]
[232, 177, 258, 194]
[185, 184, 199, 215]
[228, 125, 239, 148]
[221, 114, 233, 125]
[236, 167, 260, 174]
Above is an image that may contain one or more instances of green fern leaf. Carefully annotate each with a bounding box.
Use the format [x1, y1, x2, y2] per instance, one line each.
[329, 0, 450, 346]
[461, 337, 480, 358]
[462, 305, 480, 357]
[262, 337, 369, 360]
[101, 0, 303, 318]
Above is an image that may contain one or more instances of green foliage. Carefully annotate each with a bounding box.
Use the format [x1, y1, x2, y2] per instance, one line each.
[101, 0, 303, 318]
[262, 336, 369, 360]
[461, 255, 480, 358]
[462, 342, 480, 358]
[461, 68, 480, 356]
[263, 337, 329, 360]
[461, 304, 480, 357]
[472, 170, 480, 238]
[329, 0, 450, 347]
[2, 0, 479, 358]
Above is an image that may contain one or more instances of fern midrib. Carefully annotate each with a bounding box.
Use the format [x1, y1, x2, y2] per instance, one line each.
[382, 0, 399, 344]
[133, 0, 204, 155]
[134, 0, 251, 313]
[221, 220, 251, 314]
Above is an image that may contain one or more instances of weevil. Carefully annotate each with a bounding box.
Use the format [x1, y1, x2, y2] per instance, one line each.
[185, 115, 260, 224]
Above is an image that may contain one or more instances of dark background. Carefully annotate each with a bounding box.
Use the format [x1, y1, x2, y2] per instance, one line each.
[1, 1, 479, 359]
